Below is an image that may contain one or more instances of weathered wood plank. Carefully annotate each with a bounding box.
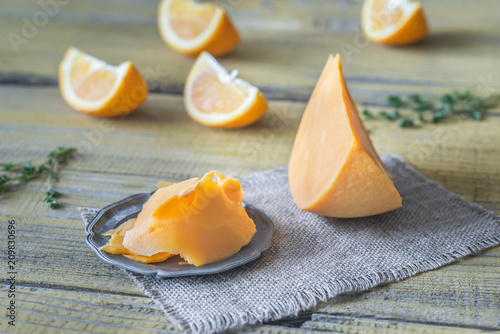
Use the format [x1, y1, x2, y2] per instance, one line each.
[3, 0, 358, 32]
[235, 324, 322, 334]
[0, 285, 182, 333]
[3, 284, 497, 334]
[3, 0, 500, 32]
[301, 314, 493, 333]
[1, 1, 499, 100]
[316, 247, 500, 329]
[0, 285, 317, 334]
[0, 86, 303, 181]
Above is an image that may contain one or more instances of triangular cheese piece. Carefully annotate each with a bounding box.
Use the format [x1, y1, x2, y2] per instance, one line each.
[289, 54, 402, 218]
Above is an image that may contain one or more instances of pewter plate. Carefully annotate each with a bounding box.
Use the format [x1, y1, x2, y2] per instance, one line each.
[85, 192, 275, 278]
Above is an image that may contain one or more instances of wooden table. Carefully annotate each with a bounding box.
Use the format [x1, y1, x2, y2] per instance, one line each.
[1, 1, 499, 332]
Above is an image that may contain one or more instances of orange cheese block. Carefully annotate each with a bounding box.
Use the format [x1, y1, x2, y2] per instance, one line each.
[288, 54, 402, 218]
[122, 171, 256, 266]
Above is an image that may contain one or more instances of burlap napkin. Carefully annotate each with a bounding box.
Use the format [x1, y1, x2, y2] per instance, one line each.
[81, 155, 500, 333]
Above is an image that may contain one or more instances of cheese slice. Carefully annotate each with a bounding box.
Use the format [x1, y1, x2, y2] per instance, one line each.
[288, 54, 402, 218]
[100, 218, 173, 264]
[122, 171, 255, 266]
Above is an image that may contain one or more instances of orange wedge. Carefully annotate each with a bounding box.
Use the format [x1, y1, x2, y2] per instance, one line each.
[361, 0, 428, 45]
[184, 52, 268, 129]
[158, 0, 239, 56]
[59, 47, 148, 118]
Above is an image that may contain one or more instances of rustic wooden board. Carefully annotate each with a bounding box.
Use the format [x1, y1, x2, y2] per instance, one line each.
[1, 0, 500, 332]
[1, 0, 499, 101]
[301, 314, 491, 333]
[0, 285, 181, 333]
[316, 246, 500, 330]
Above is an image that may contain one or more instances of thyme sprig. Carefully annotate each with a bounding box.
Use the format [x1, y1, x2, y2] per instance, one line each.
[362, 90, 499, 128]
[0, 147, 76, 209]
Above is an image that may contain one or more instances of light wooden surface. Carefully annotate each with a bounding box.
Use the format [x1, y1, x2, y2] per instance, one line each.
[1, 0, 499, 333]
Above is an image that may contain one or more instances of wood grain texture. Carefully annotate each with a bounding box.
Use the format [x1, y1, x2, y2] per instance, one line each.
[316, 246, 500, 329]
[301, 314, 491, 333]
[0, 285, 181, 333]
[1, 0, 500, 332]
[1, 0, 499, 101]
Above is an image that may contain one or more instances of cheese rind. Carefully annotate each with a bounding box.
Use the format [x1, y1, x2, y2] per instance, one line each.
[288, 54, 402, 218]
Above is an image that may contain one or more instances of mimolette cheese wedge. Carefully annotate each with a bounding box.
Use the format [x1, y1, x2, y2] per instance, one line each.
[122, 171, 256, 266]
[288, 54, 402, 218]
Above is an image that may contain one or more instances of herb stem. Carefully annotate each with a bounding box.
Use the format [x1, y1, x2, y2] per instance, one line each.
[1, 147, 75, 209]
[361, 90, 499, 128]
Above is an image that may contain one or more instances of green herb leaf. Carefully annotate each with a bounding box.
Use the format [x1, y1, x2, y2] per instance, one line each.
[49, 198, 59, 209]
[432, 112, 446, 123]
[413, 101, 433, 112]
[440, 94, 455, 104]
[387, 95, 404, 107]
[399, 118, 414, 128]
[0, 175, 9, 184]
[3, 163, 14, 171]
[408, 94, 422, 103]
[362, 109, 375, 120]
[22, 161, 34, 176]
[380, 110, 400, 121]
[379, 111, 390, 119]
[407, 93, 433, 112]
